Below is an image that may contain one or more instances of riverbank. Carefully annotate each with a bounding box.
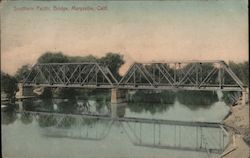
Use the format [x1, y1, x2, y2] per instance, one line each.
[222, 95, 249, 158]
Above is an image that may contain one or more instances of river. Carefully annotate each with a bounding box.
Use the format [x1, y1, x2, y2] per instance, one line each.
[2, 90, 233, 158]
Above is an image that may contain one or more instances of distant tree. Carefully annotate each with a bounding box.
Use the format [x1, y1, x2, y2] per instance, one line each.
[15, 64, 32, 81]
[99, 53, 125, 79]
[224, 61, 249, 86]
[229, 61, 249, 85]
[1, 71, 18, 99]
[68, 55, 98, 62]
[37, 52, 69, 63]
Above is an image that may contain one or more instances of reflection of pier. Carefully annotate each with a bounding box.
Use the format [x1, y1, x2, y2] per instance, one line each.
[18, 111, 228, 155]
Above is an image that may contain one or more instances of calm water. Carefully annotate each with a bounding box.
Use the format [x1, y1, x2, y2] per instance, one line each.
[2, 90, 231, 158]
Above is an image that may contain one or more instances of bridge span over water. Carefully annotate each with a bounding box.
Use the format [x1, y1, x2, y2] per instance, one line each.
[22, 60, 245, 91]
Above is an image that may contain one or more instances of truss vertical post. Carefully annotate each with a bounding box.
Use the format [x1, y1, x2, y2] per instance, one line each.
[174, 63, 176, 86]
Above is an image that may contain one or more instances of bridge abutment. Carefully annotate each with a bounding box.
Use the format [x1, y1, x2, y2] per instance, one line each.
[111, 88, 128, 118]
[16, 83, 34, 100]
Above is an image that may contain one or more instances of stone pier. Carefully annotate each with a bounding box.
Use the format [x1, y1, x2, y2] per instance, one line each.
[111, 88, 128, 118]
[15, 83, 34, 100]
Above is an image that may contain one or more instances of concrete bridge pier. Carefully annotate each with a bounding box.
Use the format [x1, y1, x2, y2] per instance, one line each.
[111, 88, 128, 118]
[16, 83, 34, 100]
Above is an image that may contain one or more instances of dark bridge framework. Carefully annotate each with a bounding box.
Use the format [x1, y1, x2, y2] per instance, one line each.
[23, 60, 245, 91]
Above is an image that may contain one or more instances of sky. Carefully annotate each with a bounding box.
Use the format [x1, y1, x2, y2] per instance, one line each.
[0, 0, 248, 75]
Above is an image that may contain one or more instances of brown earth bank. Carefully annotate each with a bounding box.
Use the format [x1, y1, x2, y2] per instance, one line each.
[221, 92, 249, 158]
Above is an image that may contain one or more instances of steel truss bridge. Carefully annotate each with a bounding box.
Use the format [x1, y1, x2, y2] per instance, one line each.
[23, 60, 245, 91]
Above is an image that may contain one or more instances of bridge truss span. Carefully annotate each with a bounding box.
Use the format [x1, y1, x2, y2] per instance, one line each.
[23, 61, 245, 91]
[118, 60, 245, 91]
[23, 62, 118, 88]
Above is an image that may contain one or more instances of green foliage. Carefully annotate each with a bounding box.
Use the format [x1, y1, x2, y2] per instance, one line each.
[226, 61, 249, 85]
[68, 55, 98, 62]
[1, 71, 18, 99]
[99, 53, 125, 79]
[37, 52, 69, 63]
[15, 64, 32, 81]
[178, 63, 215, 84]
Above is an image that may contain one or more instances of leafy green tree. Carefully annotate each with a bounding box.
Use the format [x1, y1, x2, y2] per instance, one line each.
[15, 64, 32, 81]
[178, 63, 215, 84]
[1, 71, 18, 99]
[226, 61, 249, 85]
[68, 55, 97, 62]
[99, 53, 125, 79]
[37, 52, 69, 63]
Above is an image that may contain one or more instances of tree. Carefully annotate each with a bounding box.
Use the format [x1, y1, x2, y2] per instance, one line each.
[68, 55, 98, 62]
[1, 71, 18, 99]
[15, 64, 32, 81]
[99, 53, 125, 79]
[37, 52, 69, 63]
[225, 61, 249, 85]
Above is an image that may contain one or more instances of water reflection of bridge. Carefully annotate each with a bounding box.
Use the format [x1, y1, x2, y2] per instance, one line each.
[18, 111, 229, 155]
